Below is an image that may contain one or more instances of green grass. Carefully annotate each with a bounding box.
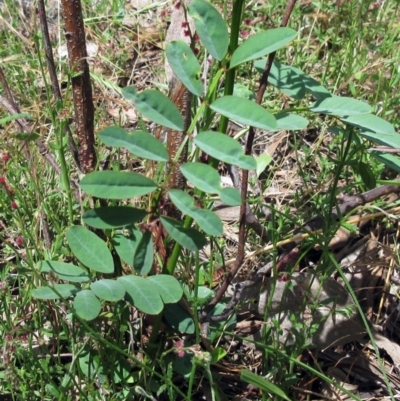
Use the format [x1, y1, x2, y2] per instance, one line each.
[1, 0, 400, 399]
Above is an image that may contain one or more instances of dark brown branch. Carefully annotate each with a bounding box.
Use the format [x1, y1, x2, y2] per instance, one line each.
[37, 0, 80, 170]
[61, 0, 96, 173]
[256, 0, 298, 104]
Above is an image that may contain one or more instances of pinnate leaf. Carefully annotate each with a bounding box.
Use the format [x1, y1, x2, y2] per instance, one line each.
[194, 131, 257, 170]
[161, 216, 207, 252]
[99, 127, 169, 161]
[230, 28, 297, 68]
[211, 96, 277, 131]
[133, 230, 153, 275]
[118, 275, 163, 315]
[168, 189, 223, 236]
[83, 206, 146, 229]
[340, 114, 396, 136]
[112, 228, 142, 268]
[179, 163, 241, 206]
[90, 279, 126, 302]
[255, 59, 306, 100]
[73, 290, 102, 321]
[31, 284, 78, 300]
[166, 41, 203, 96]
[164, 303, 195, 334]
[218, 187, 242, 206]
[255, 154, 272, 178]
[80, 171, 157, 199]
[276, 112, 309, 130]
[122, 88, 184, 131]
[38, 261, 90, 283]
[67, 226, 114, 274]
[188, 0, 229, 61]
[180, 162, 221, 193]
[147, 275, 183, 303]
[359, 130, 400, 148]
[370, 152, 400, 173]
[309, 96, 371, 116]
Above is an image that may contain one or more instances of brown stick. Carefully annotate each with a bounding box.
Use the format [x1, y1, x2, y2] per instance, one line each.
[61, 0, 96, 173]
[166, 77, 190, 190]
[37, 0, 81, 170]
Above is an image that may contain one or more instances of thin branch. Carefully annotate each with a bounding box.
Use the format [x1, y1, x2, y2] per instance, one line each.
[204, 0, 298, 312]
[37, 0, 81, 170]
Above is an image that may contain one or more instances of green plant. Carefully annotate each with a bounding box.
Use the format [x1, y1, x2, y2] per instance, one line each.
[2, 0, 400, 398]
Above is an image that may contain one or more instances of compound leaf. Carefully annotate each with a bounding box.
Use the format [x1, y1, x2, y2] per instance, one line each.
[118, 275, 163, 315]
[73, 290, 102, 321]
[230, 28, 296, 68]
[90, 279, 126, 302]
[80, 171, 157, 199]
[166, 41, 203, 96]
[161, 216, 207, 252]
[211, 96, 277, 131]
[188, 0, 229, 60]
[83, 206, 146, 229]
[67, 226, 114, 274]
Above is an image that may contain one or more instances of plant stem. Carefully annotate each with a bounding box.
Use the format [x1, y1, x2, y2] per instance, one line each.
[216, 0, 245, 141]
